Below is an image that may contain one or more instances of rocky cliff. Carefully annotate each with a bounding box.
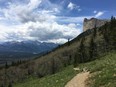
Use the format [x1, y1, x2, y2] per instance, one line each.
[83, 18, 109, 31]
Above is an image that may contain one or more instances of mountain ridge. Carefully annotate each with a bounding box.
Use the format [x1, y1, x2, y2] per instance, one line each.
[0, 17, 116, 87]
[0, 40, 58, 65]
[83, 18, 109, 31]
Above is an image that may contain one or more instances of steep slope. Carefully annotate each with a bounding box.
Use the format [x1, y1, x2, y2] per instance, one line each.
[0, 17, 116, 87]
[14, 65, 77, 87]
[14, 52, 116, 87]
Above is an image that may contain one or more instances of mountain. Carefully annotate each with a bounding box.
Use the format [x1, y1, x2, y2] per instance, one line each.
[0, 40, 58, 65]
[83, 18, 109, 31]
[0, 40, 58, 53]
[0, 17, 115, 87]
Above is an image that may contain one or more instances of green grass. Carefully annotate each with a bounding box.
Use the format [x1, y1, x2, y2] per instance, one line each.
[14, 52, 116, 87]
[79, 52, 116, 87]
[14, 66, 77, 87]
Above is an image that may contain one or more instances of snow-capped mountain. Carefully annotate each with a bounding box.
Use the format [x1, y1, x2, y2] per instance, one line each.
[0, 40, 58, 64]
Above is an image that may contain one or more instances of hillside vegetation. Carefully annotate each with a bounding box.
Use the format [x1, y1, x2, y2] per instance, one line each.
[14, 52, 116, 87]
[0, 17, 116, 87]
[14, 66, 77, 87]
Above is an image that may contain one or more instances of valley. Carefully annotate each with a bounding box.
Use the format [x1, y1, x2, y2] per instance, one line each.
[0, 0, 116, 87]
[0, 41, 58, 66]
[0, 17, 115, 87]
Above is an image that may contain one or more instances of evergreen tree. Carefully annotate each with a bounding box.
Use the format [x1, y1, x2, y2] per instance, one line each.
[103, 23, 110, 52]
[8, 83, 12, 87]
[78, 37, 86, 63]
[11, 61, 15, 66]
[5, 62, 8, 69]
[89, 37, 94, 60]
[68, 38, 70, 46]
[68, 55, 72, 65]
[51, 58, 56, 74]
[0, 84, 4, 87]
[110, 16, 116, 49]
[93, 24, 97, 37]
[89, 37, 97, 60]
[73, 54, 77, 67]
[73, 51, 81, 67]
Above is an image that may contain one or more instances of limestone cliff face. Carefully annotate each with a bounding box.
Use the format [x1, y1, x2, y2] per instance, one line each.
[83, 18, 108, 31]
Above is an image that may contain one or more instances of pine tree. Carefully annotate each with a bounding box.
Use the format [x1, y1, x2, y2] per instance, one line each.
[93, 24, 97, 37]
[51, 58, 56, 74]
[103, 23, 110, 52]
[0, 84, 4, 87]
[110, 16, 116, 49]
[78, 37, 86, 63]
[73, 51, 81, 67]
[89, 37, 94, 60]
[68, 55, 72, 65]
[89, 36, 97, 60]
[73, 53, 78, 67]
[8, 83, 12, 87]
[5, 62, 8, 69]
[68, 38, 70, 46]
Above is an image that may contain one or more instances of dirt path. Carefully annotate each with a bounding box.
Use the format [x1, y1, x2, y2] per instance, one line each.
[65, 72, 90, 87]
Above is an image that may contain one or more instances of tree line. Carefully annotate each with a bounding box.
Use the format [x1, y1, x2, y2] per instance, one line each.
[0, 16, 116, 87]
[73, 16, 116, 67]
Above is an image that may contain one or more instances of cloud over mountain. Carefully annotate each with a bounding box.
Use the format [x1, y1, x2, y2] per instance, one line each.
[0, 0, 114, 43]
[0, 0, 82, 43]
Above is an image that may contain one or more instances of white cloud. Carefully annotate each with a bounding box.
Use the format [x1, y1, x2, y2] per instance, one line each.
[93, 10, 97, 14]
[0, 21, 81, 44]
[46, 38, 68, 44]
[78, 8, 82, 12]
[67, 2, 76, 10]
[67, 2, 82, 12]
[57, 16, 92, 23]
[1, 0, 61, 23]
[18, 22, 81, 43]
[1, 0, 43, 23]
[0, 25, 17, 41]
[0, 0, 82, 44]
[95, 11, 104, 18]
[28, 0, 42, 10]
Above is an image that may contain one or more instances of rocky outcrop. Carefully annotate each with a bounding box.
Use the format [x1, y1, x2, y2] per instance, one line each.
[83, 18, 109, 31]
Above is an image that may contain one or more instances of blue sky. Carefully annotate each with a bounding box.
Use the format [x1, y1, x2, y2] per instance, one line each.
[0, 0, 115, 43]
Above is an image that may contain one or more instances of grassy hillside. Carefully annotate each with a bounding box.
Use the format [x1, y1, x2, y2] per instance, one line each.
[80, 52, 116, 87]
[14, 52, 116, 87]
[14, 66, 77, 87]
[0, 17, 115, 86]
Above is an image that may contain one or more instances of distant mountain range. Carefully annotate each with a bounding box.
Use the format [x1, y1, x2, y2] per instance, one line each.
[0, 40, 58, 65]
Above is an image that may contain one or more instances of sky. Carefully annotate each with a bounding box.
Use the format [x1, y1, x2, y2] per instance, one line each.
[0, 0, 115, 43]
